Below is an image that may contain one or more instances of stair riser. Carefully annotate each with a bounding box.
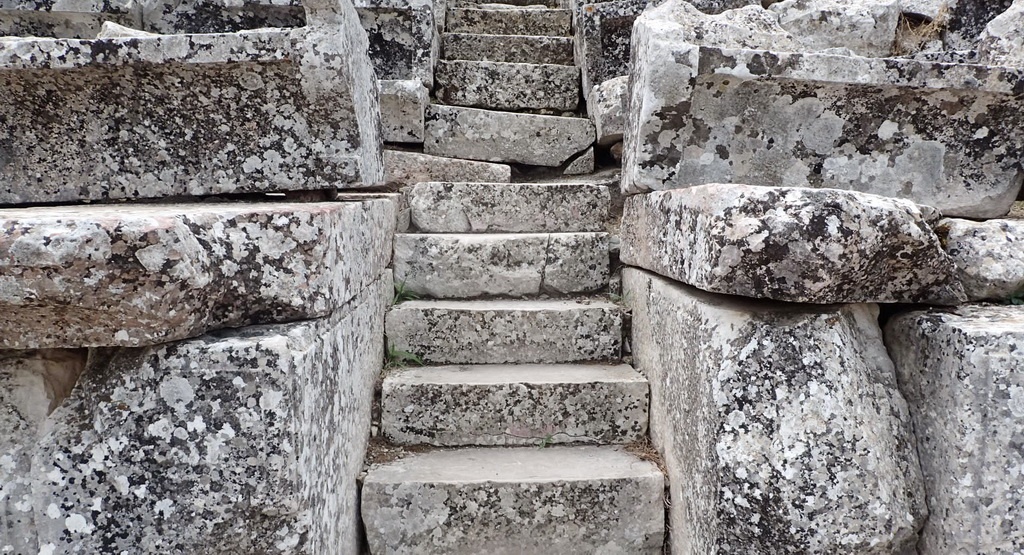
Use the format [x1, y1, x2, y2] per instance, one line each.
[443, 33, 574, 65]
[435, 60, 581, 112]
[447, 8, 572, 36]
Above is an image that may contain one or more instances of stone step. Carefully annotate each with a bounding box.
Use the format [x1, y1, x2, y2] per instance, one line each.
[385, 298, 622, 364]
[435, 60, 580, 111]
[383, 149, 512, 185]
[361, 446, 665, 553]
[446, 7, 572, 36]
[454, 0, 562, 8]
[424, 105, 595, 166]
[443, 32, 574, 65]
[393, 232, 608, 298]
[405, 181, 609, 233]
[382, 363, 648, 446]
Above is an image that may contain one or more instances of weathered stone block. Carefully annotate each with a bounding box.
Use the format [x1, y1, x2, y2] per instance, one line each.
[768, 0, 901, 58]
[978, 0, 1024, 66]
[886, 306, 1024, 555]
[0, 0, 133, 38]
[621, 185, 965, 304]
[589, 75, 627, 146]
[362, 446, 664, 553]
[405, 181, 609, 233]
[385, 299, 622, 364]
[623, 0, 1024, 218]
[0, 200, 395, 348]
[435, 59, 580, 111]
[380, 79, 428, 143]
[355, 0, 436, 87]
[937, 217, 1024, 301]
[442, 32, 574, 65]
[383, 149, 512, 185]
[623, 267, 927, 554]
[563, 146, 595, 175]
[382, 363, 647, 445]
[446, 6, 571, 36]
[575, 0, 648, 95]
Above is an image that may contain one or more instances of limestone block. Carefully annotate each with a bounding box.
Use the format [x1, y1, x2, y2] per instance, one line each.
[355, 0, 437, 87]
[385, 299, 622, 364]
[442, 32, 574, 65]
[383, 149, 512, 185]
[623, 268, 927, 554]
[0, 200, 395, 348]
[768, 0, 901, 58]
[382, 363, 648, 445]
[140, 0, 304, 35]
[937, 217, 1024, 301]
[1, 276, 389, 555]
[0, 0, 133, 37]
[621, 185, 965, 304]
[886, 306, 1024, 555]
[589, 75, 627, 145]
[0, 14, 383, 203]
[978, 0, 1024, 66]
[446, 7, 571, 36]
[424, 105, 596, 166]
[563, 146, 595, 175]
[622, 0, 1024, 218]
[575, 0, 648, 95]
[393, 232, 609, 297]
[380, 79, 428, 143]
[405, 181, 609, 233]
[362, 446, 664, 554]
[435, 60, 580, 111]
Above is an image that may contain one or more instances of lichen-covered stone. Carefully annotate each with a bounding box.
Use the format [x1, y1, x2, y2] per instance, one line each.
[424, 105, 596, 166]
[1, 276, 389, 554]
[355, 0, 436, 87]
[435, 60, 580, 111]
[0, 200, 395, 348]
[362, 446, 664, 554]
[623, 268, 927, 554]
[589, 75, 627, 146]
[405, 181, 609, 233]
[386, 299, 622, 364]
[380, 79, 428, 143]
[446, 6, 571, 36]
[563, 146, 595, 175]
[382, 363, 648, 446]
[575, 0, 648, 95]
[768, 0, 901, 58]
[442, 32, 574, 65]
[937, 217, 1024, 301]
[393, 232, 609, 298]
[977, 0, 1024, 66]
[383, 149, 512, 185]
[621, 185, 965, 304]
[944, 0, 1016, 51]
[885, 306, 1024, 555]
[623, 0, 1024, 218]
[0, 0, 133, 37]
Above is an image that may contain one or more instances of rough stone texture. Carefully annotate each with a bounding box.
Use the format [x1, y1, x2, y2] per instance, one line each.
[623, 0, 1024, 218]
[589, 75, 627, 146]
[354, 0, 436, 87]
[405, 181, 609, 233]
[886, 306, 1024, 555]
[435, 60, 580, 111]
[446, 7, 571, 36]
[0, 0, 133, 38]
[333, 191, 410, 232]
[381, 79, 428, 143]
[575, 0, 648, 96]
[424, 105, 596, 166]
[443, 32, 574, 65]
[621, 185, 965, 304]
[383, 149, 512, 185]
[563, 147, 595, 175]
[623, 268, 927, 555]
[362, 446, 664, 554]
[382, 363, 647, 446]
[978, 0, 1024, 66]
[0, 200, 395, 348]
[385, 299, 622, 364]
[768, 0, 901, 58]
[945, 0, 1016, 52]
[1, 276, 389, 554]
[938, 217, 1024, 301]
[900, 0, 953, 20]
[393, 232, 609, 298]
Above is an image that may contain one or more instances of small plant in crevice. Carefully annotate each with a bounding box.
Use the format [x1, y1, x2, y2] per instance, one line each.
[385, 345, 423, 371]
[392, 281, 419, 305]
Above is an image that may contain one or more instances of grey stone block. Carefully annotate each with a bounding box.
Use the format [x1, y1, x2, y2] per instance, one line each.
[978, 0, 1024, 66]
[435, 60, 580, 111]
[886, 306, 1024, 555]
[405, 181, 609, 233]
[0, 0, 134, 37]
[768, 0, 901, 58]
[362, 446, 664, 554]
[938, 217, 1024, 301]
[355, 0, 437, 87]
[385, 299, 622, 364]
[380, 79, 428, 143]
[443, 32, 574, 65]
[383, 149, 512, 185]
[447, 6, 571, 36]
[575, 0, 648, 95]
[589, 75, 627, 145]
[623, 268, 926, 555]
[563, 146, 595, 175]
[382, 363, 648, 445]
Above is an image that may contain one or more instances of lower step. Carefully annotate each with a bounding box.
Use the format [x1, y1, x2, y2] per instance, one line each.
[361, 446, 665, 554]
[382, 363, 648, 446]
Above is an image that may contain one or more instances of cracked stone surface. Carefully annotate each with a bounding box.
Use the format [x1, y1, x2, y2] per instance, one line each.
[405, 181, 609, 233]
[937, 217, 1024, 301]
[382, 363, 647, 446]
[383, 149, 512, 185]
[393, 232, 609, 298]
[442, 33, 574, 65]
[362, 446, 664, 554]
[0, 199, 395, 348]
[622, 0, 1024, 218]
[1, 276, 389, 554]
[446, 7, 571, 36]
[623, 268, 927, 555]
[886, 306, 1024, 555]
[621, 185, 965, 304]
[435, 60, 581, 112]
[385, 299, 622, 364]
[589, 75, 627, 146]
[424, 105, 596, 166]
[380, 79, 427, 143]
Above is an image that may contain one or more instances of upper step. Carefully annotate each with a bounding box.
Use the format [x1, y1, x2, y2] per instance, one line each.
[435, 60, 581, 112]
[443, 33, 574, 65]
[385, 298, 622, 364]
[454, 0, 561, 8]
[446, 7, 572, 36]
[361, 446, 665, 554]
[382, 363, 648, 446]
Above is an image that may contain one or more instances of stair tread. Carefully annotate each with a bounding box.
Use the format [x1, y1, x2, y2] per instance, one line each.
[387, 363, 643, 384]
[393, 298, 618, 310]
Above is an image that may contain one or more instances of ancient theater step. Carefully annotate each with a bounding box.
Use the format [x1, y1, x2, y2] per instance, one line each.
[434, 60, 581, 111]
[361, 446, 665, 553]
[393, 232, 608, 298]
[446, 7, 572, 36]
[381, 363, 648, 446]
[385, 298, 621, 364]
[443, 33, 574, 65]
